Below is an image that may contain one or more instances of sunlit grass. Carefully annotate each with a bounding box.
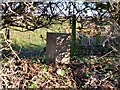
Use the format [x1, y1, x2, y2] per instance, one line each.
[10, 21, 69, 48]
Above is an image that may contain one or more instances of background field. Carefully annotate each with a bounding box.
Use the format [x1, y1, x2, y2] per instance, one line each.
[9, 22, 69, 58]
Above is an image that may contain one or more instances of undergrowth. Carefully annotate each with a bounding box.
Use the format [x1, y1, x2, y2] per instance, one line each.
[1, 39, 120, 89]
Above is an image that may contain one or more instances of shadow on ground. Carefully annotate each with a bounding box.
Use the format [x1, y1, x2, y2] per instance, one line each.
[11, 43, 45, 59]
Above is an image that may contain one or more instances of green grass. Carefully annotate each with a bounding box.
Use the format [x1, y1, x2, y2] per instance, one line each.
[10, 22, 69, 47]
[11, 29, 46, 48]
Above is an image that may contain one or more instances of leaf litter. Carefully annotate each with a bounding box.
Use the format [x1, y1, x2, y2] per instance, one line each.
[1, 29, 120, 89]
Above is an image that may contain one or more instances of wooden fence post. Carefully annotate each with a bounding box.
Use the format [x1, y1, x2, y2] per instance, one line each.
[0, 32, 3, 89]
[46, 32, 71, 64]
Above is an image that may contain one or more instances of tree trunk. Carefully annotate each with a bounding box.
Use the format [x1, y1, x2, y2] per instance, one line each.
[6, 27, 10, 39]
[71, 15, 76, 59]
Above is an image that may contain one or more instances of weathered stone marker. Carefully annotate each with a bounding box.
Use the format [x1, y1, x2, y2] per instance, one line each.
[46, 32, 71, 64]
[0, 32, 3, 89]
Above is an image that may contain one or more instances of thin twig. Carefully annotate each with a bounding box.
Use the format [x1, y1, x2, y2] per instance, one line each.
[97, 50, 114, 60]
[5, 40, 21, 61]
